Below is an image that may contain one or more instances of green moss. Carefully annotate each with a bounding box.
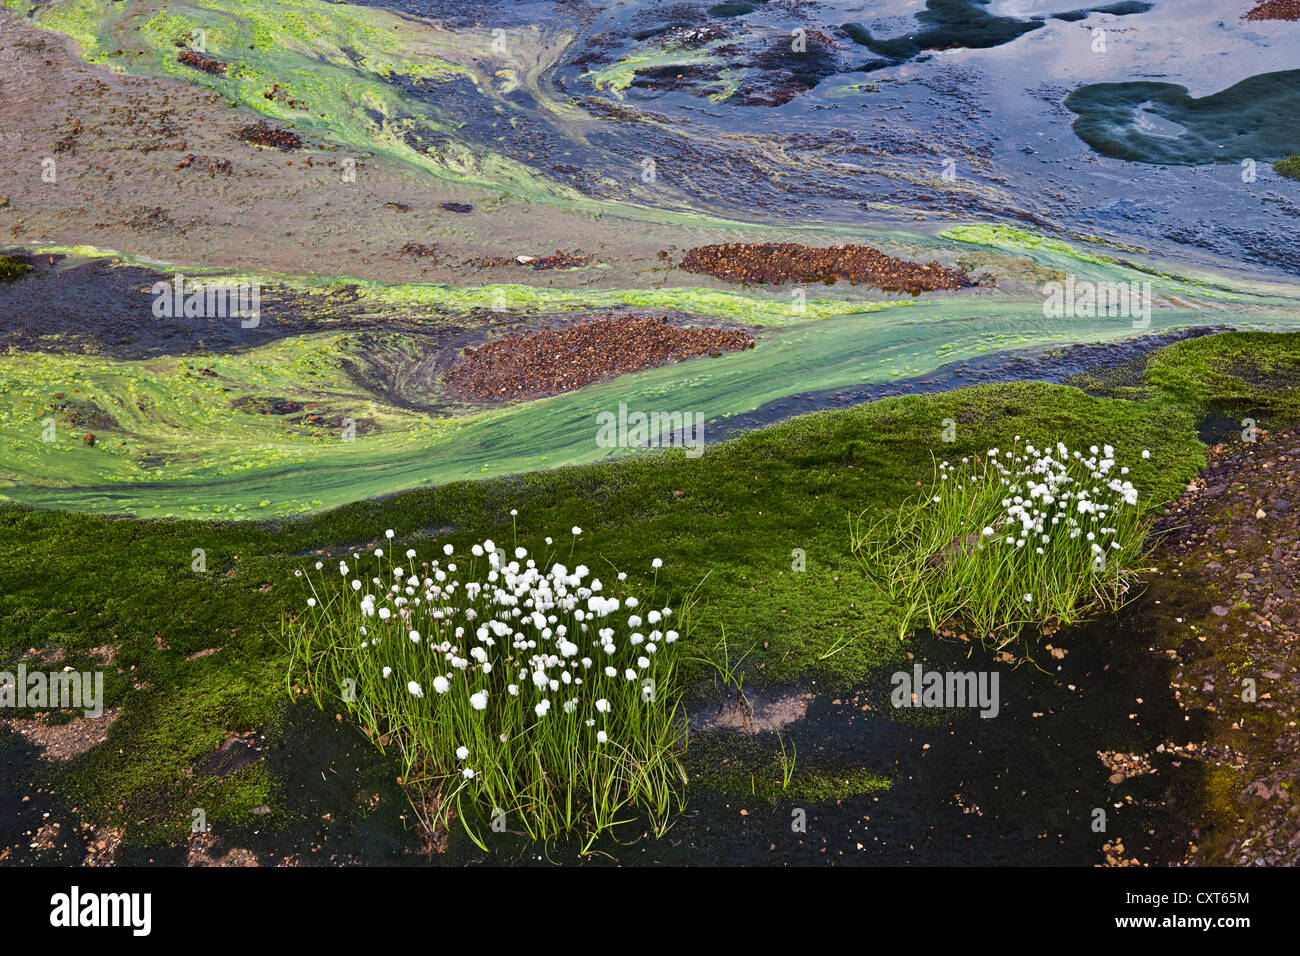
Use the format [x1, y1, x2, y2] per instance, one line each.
[1144, 331, 1300, 421]
[1275, 155, 1300, 182]
[0, 254, 33, 283]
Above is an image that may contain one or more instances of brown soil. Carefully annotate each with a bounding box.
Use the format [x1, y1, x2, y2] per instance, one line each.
[1245, 0, 1300, 20]
[186, 832, 261, 867]
[1153, 425, 1300, 865]
[680, 242, 976, 294]
[0, 10, 812, 290]
[2, 707, 120, 761]
[443, 315, 754, 401]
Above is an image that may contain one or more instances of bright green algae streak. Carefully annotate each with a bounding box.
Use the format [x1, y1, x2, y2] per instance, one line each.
[8, 299, 1300, 518]
[5, 0, 561, 196]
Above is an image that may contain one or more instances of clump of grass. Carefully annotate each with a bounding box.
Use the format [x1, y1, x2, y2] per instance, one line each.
[851, 439, 1152, 647]
[285, 526, 690, 849]
[1275, 155, 1300, 182]
[0, 255, 33, 283]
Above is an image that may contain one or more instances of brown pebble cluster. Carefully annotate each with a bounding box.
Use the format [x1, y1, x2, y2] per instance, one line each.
[177, 51, 226, 75]
[680, 242, 975, 294]
[474, 250, 594, 271]
[236, 121, 302, 151]
[1245, 0, 1300, 20]
[444, 315, 754, 402]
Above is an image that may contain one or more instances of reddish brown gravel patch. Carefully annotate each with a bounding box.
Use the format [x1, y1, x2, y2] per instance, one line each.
[177, 51, 227, 75]
[473, 250, 594, 270]
[1245, 0, 1300, 20]
[680, 242, 975, 294]
[236, 121, 302, 151]
[444, 315, 754, 401]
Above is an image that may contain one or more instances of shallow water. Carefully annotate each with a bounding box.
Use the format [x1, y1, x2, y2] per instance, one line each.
[345, 0, 1300, 275]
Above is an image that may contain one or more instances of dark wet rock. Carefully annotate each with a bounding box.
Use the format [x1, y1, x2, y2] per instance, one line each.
[198, 733, 263, 779]
[1066, 70, 1300, 166]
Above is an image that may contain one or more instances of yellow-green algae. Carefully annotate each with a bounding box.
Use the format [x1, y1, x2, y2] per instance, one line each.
[5, 0, 577, 197]
[8, 297, 1300, 519]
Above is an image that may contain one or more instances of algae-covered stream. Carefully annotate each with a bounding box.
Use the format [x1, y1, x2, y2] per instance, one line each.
[5, 230, 1300, 517]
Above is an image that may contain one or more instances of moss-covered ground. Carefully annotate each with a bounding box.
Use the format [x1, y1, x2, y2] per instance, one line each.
[4, 331, 1298, 856]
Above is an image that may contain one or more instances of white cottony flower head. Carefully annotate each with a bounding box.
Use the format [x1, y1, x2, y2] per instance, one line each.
[407, 681, 424, 698]
[470, 690, 488, 710]
[456, 745, 469, 760]
[433, 676, 450, 694]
